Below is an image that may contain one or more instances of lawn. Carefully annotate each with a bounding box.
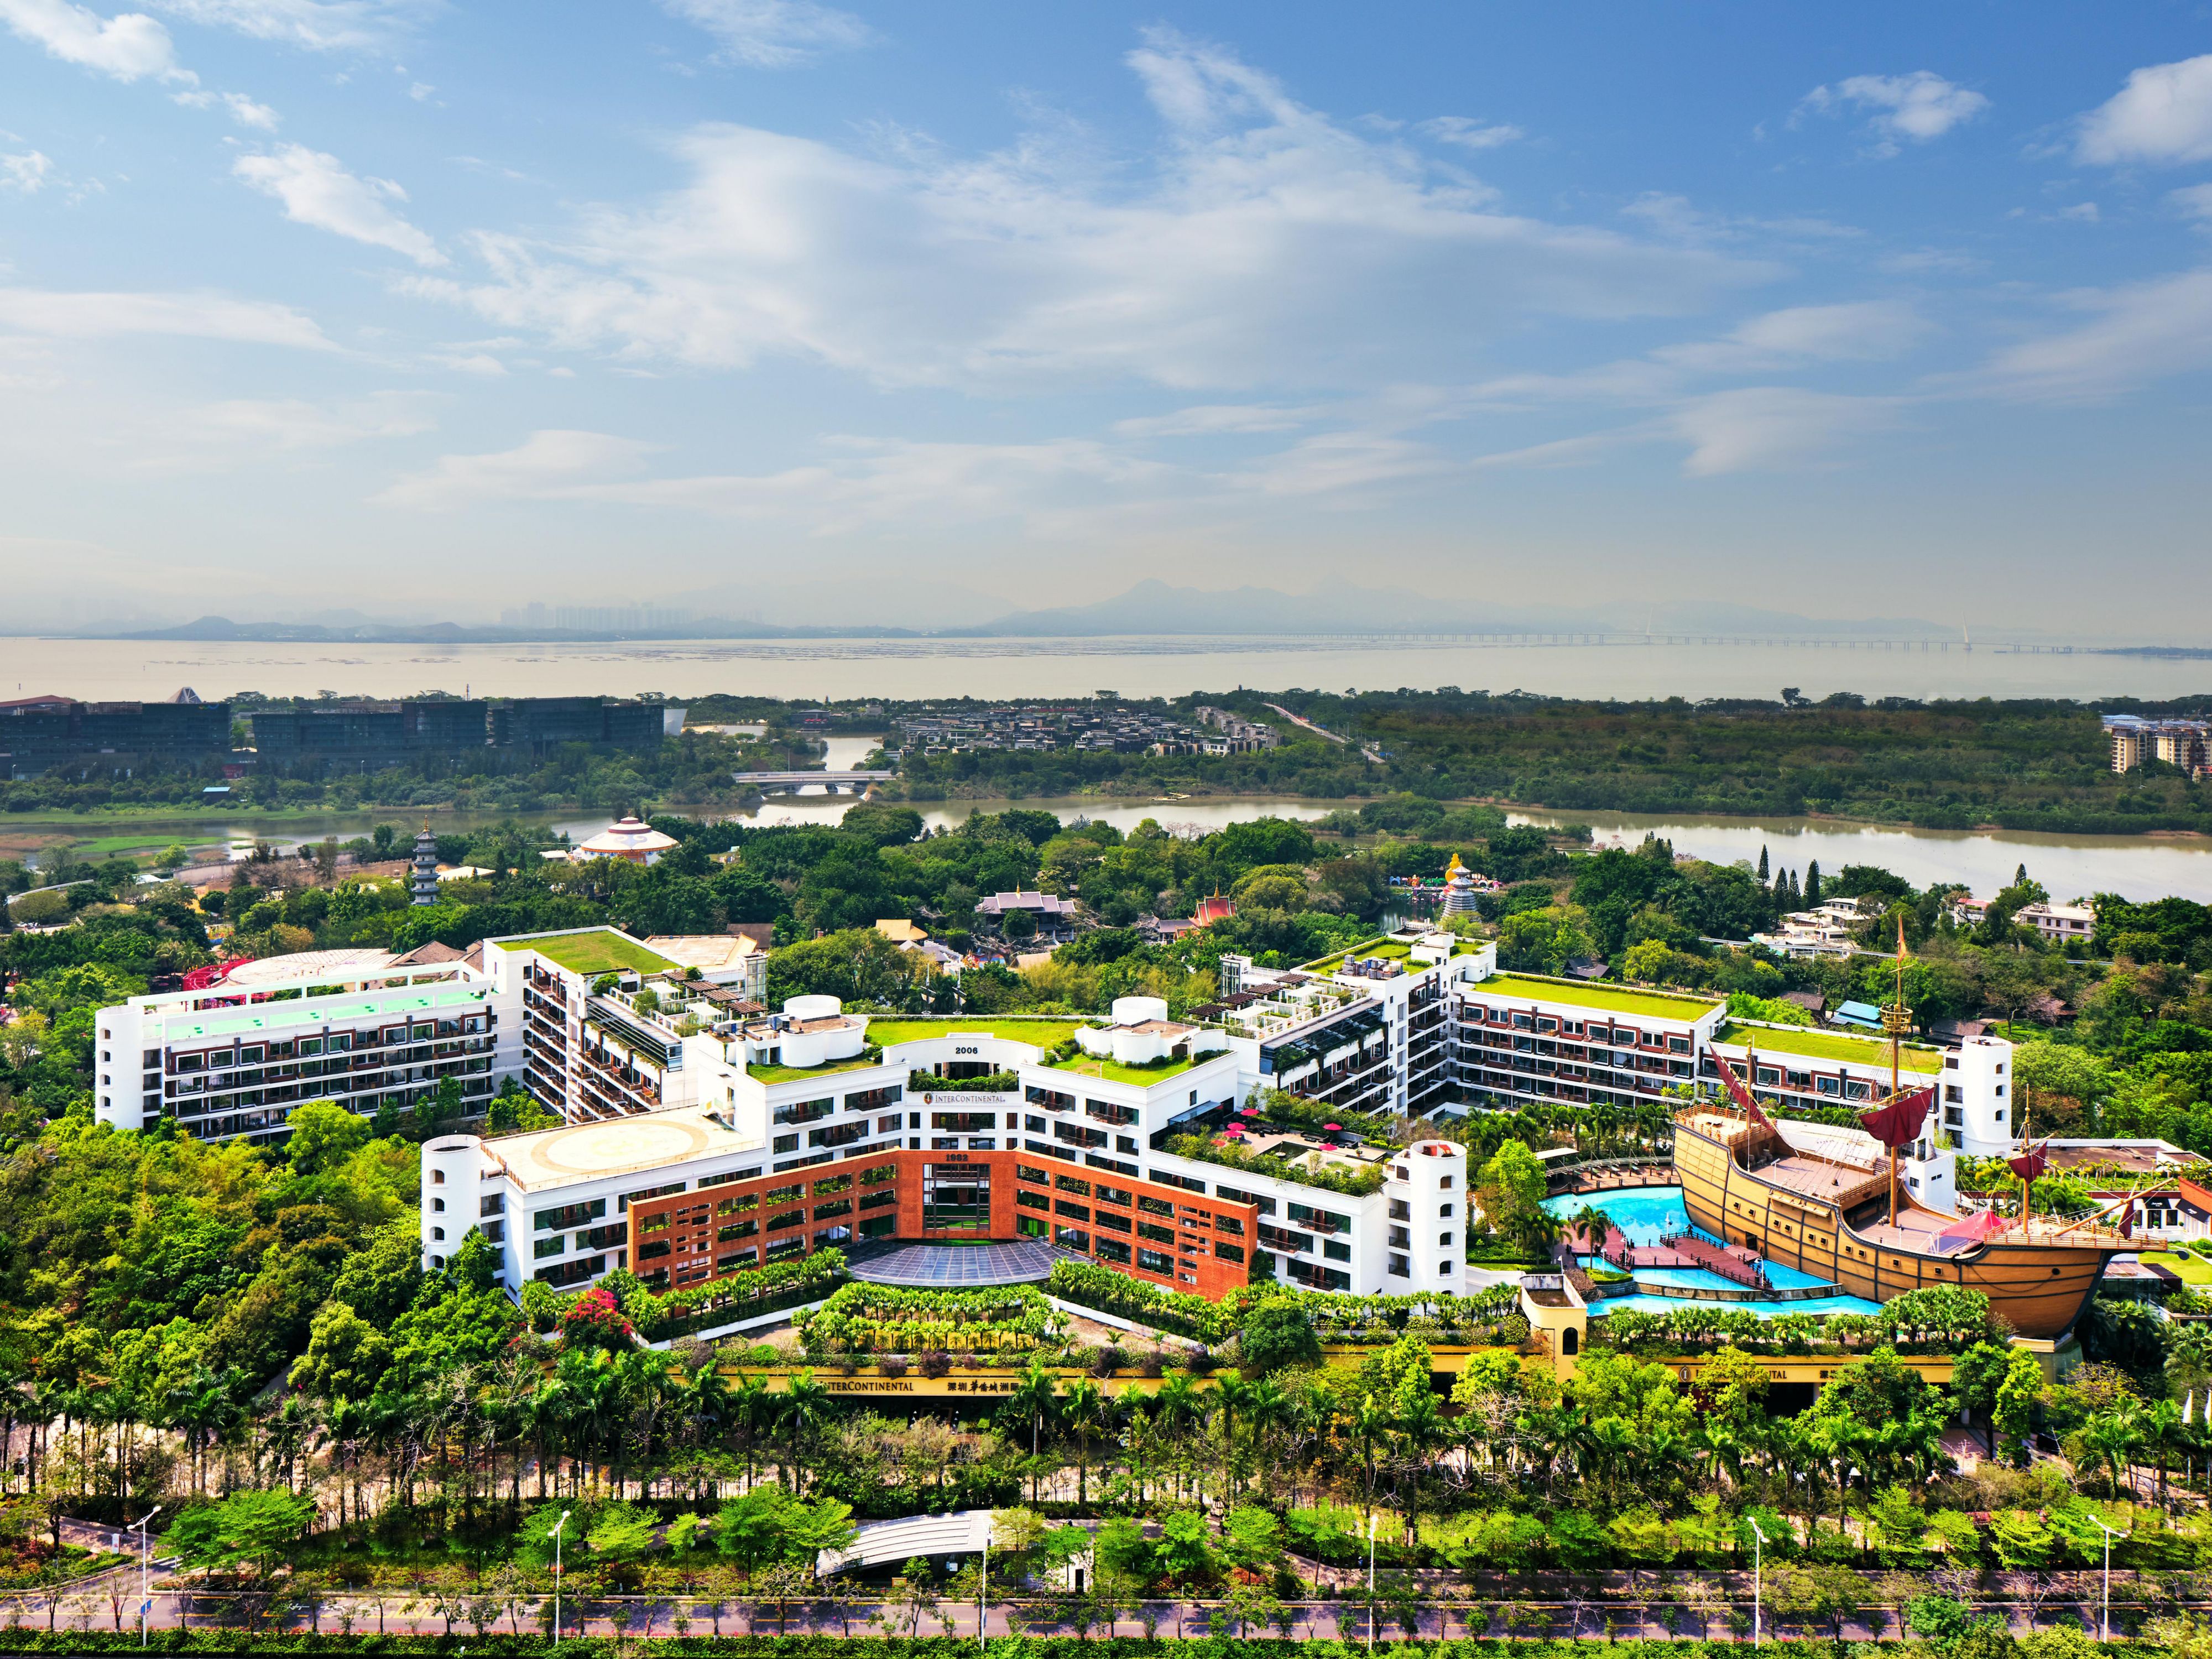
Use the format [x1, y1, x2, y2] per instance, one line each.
[864, 1017, 1086, 1050]
[745, 1054, 890, 1084]
[1715, 1019, 1945, 1075]
[1050, 1050, 1212, 1086]
[1478, 972, 1724, 1021]
[520, 928, 676, 977]
[2142, 1249, 2212, 1286]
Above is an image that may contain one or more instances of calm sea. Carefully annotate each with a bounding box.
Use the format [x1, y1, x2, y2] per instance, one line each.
[2, 634, 2208, 703]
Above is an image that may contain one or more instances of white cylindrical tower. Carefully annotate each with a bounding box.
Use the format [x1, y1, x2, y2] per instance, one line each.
[421, 1134, 485, 1270]
[1395, 1139, 1468, 1293]
[1950, 1035, 2016, 1158]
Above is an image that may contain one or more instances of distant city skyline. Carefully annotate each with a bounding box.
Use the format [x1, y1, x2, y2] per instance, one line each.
[3, 4, 2210, 633]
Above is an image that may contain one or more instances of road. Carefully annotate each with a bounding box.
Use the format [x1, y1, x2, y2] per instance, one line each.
[1263, 703, 1384, 764]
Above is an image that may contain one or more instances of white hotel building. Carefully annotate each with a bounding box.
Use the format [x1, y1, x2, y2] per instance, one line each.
[95, 923, 2010, 1308]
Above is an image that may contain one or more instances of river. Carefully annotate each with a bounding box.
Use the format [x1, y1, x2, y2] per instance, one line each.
[2, 634, 2209, 703]
[27, 738, 2212, 902]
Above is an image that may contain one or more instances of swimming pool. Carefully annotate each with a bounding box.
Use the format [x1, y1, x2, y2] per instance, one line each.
[1541, 1185, 1878, 1314]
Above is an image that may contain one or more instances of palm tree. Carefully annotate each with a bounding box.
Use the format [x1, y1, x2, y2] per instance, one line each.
[2080, 1411, 2139, 1500]
[1213, 1373, 1256, 1506]
[1394, 1386, 1447, 1545]
[1244, 1378, 1291, 1503]
[778, 1371, 832, 1494]
[1009, 1359, 1058, 1500]
[1568, 1204, 1616, 1256]
[731, 1372, 776, 1489]
[1060, 1378, 1107, 1507]
[1352, 1392, 1392, 1532]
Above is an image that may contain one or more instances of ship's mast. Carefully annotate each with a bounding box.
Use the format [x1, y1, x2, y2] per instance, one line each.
[1881, 917, 1912, 1226]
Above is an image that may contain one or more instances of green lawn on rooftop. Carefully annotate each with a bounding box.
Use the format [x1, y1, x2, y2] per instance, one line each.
[1479, 972, 1722, 1021]
[1049, 1050, 1211, 1086]
[1715, 1019, 1943, 1074]
[864, 1018, 1084, 1050]
[2142, 1250, 2212, 1286]
[522, 929, 676, 977]
[745, 1053, 889, 1084]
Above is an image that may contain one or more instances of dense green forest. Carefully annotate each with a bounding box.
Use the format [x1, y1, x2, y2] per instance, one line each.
[5, 691, 2210, 837]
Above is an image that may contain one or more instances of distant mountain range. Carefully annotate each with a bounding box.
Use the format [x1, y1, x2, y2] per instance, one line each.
[953, 580, 1958, 639]
[95, 584, 1959, 644]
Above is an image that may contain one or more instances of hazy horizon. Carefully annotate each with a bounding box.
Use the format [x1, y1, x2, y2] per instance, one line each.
[4, 4, 2211, 633]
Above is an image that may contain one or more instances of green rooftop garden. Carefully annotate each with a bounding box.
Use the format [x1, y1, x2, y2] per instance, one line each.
[1715, 1019, 1944, 1074]
[518, 928, 676, 978]
[864, 1017, 1086, 1050]
[1045, 1048, 1217, 1087]
[1475, 972, 1723, 1021]
[744, 1049, 889, 1086]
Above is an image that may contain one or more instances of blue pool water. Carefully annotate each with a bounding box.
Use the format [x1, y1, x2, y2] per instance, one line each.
[1545, 1187, 1688, 1244]
[1541, 1185, 1882, 1316]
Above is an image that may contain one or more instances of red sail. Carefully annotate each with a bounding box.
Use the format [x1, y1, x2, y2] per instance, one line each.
[2007, 1141, 2049, 1183]
[1859, 1083, 1934, 1150]
[1711, 1052, 1771, 1128]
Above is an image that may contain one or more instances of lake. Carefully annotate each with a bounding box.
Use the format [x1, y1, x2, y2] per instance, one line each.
[29, 761, 2212, 901]
[1506, 809, 2212, 905]
[3, 634, 2209, 704]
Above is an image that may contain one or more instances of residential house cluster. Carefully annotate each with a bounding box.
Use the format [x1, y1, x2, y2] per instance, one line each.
[894, 703, 1201, 755]
[1191, 706, 1280, 754]
[2105, 714, 2211, 778]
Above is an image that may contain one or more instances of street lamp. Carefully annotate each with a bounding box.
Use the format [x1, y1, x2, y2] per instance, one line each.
[1366, 1511, 1379, 1654]
[2090, 1515, 2128, 1642]
[132, 1505, 164, 1650]
[551, 1510, 572, 1645]
[1747, 1517, 1766, 1646]
[979, 1523, 988, 1658]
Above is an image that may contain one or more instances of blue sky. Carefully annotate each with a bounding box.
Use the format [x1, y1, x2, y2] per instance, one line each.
[3, 1, 2211, 632]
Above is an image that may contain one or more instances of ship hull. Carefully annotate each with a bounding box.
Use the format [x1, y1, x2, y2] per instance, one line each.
[1673, 1117, 2119, 1339]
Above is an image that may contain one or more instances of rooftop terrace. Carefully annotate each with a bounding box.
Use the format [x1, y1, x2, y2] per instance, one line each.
[514, 928, 676, 978]
[152, 982, 492, 1041]
[1470, 973, 1724, 1022]
[865, 1018, 1085, 1050]
[1714, 1019, 1944, 1076]
[483, 1104, 760, 1191]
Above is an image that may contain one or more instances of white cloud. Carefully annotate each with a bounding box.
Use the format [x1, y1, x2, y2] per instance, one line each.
[1654, 300, 1928, 373]
[0, 0, 189, 82]
[374, 428, 1180, 534]
[175, 390, 433, 451]
[1798, 71, 1987, 154]
[1975, 267, 2212, 401]
[1113, 403, 1314, 438]
[2057, 201, 2100, 223]
[0, 286, 332, 346]
[1420, 116, 1522, 151]
[173, 88, 279, 127]
[1669, 387, 1905, 476]
[147, 0, 416, 51]
[2173, 184, 2212, 225]
[2077, 54, 2212, 166]
[374, 429, 656, 509]
[406, 79, 429, 100]
[653, 0, 873, 69]
[409, 32, 1771, 392]
[1, 150, 54, 192]
[233, 143, 442, 265]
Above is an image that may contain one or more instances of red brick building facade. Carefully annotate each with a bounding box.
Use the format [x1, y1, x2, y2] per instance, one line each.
[627, 1148, 1256, 1300]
